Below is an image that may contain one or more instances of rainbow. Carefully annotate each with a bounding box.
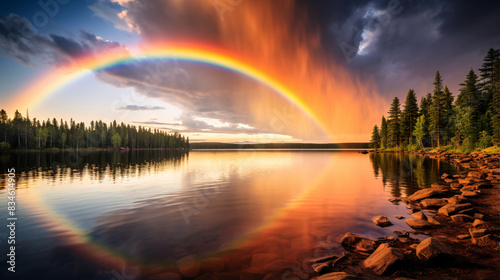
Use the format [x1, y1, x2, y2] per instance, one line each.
[6, 42, 331, 138]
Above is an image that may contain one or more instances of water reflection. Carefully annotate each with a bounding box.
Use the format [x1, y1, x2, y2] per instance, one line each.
[0, 151, 456, 280]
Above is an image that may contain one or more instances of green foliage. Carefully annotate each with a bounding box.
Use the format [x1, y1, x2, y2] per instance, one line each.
[413, 115, 426, 149]
[0, 141, 11, 150]
[400, 89, 419, 146]
[0, 109, 189, 150]
[370, 125, 380, 149]
[478, 131, 493, 149]
[380, 116, 388, 149]
[387, 97, 401, 148]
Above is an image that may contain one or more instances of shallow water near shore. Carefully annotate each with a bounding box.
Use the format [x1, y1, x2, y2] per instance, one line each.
[0, 150, 457, 279]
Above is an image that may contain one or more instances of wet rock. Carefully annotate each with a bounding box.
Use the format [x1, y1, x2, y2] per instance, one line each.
[450, 183, 463, 190]
[450, 214, 475, 223]
[457, 208, 475, 216]
[364, 243, 405, 275]
[473, 182, 493, 189]
[460, 185, 476, 192]
[457, 234, 470, 240]
[373, 215, 393, 227]
[308, 254, 339, 264]
[312, 272, 360, 280]
[441, 173, 451, 179]
[355, 239, 377, 253]
[427, 217, 441, 225]
[444, 178, 454, 183]
[468, 228, 489, 238]
[458, 178, 473, 185]
[471, 235, 498, 247]
[472, 219, 488, 229]
[421, 198, 448, 208]
[408, 185, 451, 201]
[437, 203, 473, 216]
[473, 213, 485, 220]
[395, 215, 405, 219]
[416, 237, 454, 263]
[313, 262, 333, 274]
[447, 195, 468, 204]
[461, 191, 479, 198]
[411, 211, 427, 220]
[340, 232, 376, 251]
[176, 255, 201, 278]
[406, 219, 435, 229]
[467, 171, 484, 179]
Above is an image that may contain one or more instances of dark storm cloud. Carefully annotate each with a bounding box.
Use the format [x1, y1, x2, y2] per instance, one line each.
[314, 0, 500, 99]
[0, 14, 126, 66]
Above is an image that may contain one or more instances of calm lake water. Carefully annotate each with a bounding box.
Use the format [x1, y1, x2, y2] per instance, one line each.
[0, 150, 456, 280]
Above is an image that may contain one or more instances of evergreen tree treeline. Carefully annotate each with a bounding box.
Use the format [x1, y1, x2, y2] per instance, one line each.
[0, 110, 189, 150]
[370, 48, 500, 152]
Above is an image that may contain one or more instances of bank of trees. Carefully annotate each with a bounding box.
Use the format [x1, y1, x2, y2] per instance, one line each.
[371, 48, 500, 152]
[0, 111, 189, 150]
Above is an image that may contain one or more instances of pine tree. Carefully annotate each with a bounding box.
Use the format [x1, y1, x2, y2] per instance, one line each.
[387, 97, 401, 148]
[380, 116, 388, 149]
[370, 125, 381, 149]
[413, 115, 426, 149]
[400, 89, 419, 146]
[457, 69, 480, 144]
[419, 93, 432, 147]
[441, 86, 455, 144]
[429, 71, 445, 147]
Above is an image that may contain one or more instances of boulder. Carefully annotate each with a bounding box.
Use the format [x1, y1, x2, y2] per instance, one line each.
[437, 203, 473, 216]
[467, 171, 484, 179]
[408, 185, 451, 201]
[427, 217, 441, 225]
[363, 243, 405, 275]
[450, 183, 463, 190]
[373, 215, 392, 227]
[312, 272, 360, 280]
[355, 239, 377, 253]
[473, 213, 485, 220]
[416, 237, 454, 263]
[471, 235, 498, 247]
[458, 178, 473, 185]
[421, 198, 448, 208]
[472, 219, 488, 229]
[411, 211, 427, 220]
[447, 195, 468, 204]
[340, 232, 376, 251]
[450, 214, 475, 223]
[441, 173, 451, 179]
[406, 219, 435, 229]
[468, 228, 489, 238]
[460, 185, 476, 192]
[461, 191, 479, 198]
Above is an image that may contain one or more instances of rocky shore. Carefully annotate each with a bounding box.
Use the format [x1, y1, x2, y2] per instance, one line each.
[309, 151, 500, 280]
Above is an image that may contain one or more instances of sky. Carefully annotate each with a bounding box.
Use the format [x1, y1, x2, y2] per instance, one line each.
[0, 0, 498, 143]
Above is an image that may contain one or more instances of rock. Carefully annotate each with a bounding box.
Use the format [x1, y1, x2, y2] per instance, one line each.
[460, 185, 476, 192]
[473, 182, 493, 189]
[450, 183, 463, 190]
[313, 262, 333, 274]
[395, 215, 405, 219]
[444, 178, 454, 183]
[409, 244, 418, 250]
[373, 215, 393, 227]
[468, 228, 489, 238]
[312, 272, 360, 280]
[457, 234, 470, 240]
[473, 213, 485, 220]
[408, 185, 451, 201]
[176, 255, 201, 278]
[406, 219, 435, 229]
[437, 203, 473, 216]
[458, 178, 473, 185]
[457, 208, 475, 216]
[447, 195, 468, 204]
[416, 237, 454, 263]
[441, 173, 451, 179]
[421, 198, 448, 208]
[427, 217, 441, 225]
[340, 232, 376, 251]
[411, 211, 427, 220]
[149, 272, 182, 280]
[461, 191, 479, 197]
[472, 219, 488, 229]
[471, 235, 498, 247]
[450, 214, 475, 223]
[467, 171, 484, 179]
[363, 243, 405, 275]
[355, 239, 377, 253]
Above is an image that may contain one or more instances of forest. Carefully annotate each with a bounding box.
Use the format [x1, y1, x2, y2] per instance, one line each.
[370, 48, 500, 153]
[0, 110, 189, 151]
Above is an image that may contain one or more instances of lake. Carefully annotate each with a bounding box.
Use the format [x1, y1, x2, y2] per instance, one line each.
[0, 150, 456, 280]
